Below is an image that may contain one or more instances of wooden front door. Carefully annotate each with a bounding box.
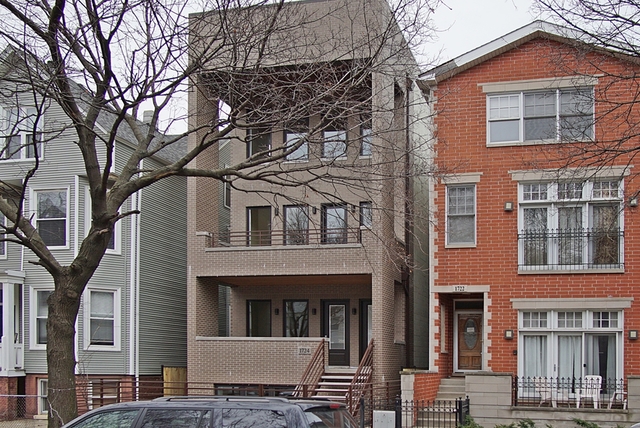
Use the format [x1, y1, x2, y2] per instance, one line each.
[457, 312, 482, 371]
[322, 300, 350, 366]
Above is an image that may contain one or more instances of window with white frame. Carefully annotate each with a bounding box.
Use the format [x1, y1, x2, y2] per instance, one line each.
[488, 88, 593, 144]
[246, 128, 271, 159]
[446, 184, 476, 245]
[519, 309, 622, 384]
[359, 201, 372, 228]
[38, 379, 49, 415]
[1, 106, 43, 160]
[518, 180, 623, 270]
[32, 289, 53, 348]
[85, 187, 119, 253]
[84, 288, 120, 349]
[35, 189, 68, 247]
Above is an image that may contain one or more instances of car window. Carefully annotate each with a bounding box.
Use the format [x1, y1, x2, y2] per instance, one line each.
[304, 408, 357, 428]
[69, 409, 140, 428]
[221, 408, 288, 428]
[139, 409, 208, 428]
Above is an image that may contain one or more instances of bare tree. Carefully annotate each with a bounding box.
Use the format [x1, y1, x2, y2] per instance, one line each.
[530, 0, 640, 201]
[0, 0, 439, 425]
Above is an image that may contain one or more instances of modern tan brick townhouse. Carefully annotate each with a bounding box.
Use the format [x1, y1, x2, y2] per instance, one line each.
[186, 0, 432, 394]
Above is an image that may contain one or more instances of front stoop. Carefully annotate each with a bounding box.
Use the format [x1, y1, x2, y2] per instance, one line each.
[311, 367, 357, 402]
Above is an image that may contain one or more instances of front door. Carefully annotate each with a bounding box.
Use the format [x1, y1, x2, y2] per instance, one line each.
[322, 300, 350, 366]
[359, 299, 372, 360]
[457, 312, 482, 371]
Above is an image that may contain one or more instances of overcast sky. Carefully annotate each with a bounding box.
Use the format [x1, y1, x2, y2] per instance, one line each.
[425, 0, 539, 65]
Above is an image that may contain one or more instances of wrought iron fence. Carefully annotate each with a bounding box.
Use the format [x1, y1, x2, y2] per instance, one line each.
[0, 395, 47, 427]
[361, 396, 469, 428]
[512, 376, 627, 409]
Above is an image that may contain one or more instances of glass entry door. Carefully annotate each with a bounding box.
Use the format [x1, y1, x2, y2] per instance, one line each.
[322, 300, 350, 366]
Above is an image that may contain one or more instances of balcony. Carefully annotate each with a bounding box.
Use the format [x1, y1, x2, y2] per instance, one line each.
[210, 227, 364, 248]
[518, 228, 624, 272]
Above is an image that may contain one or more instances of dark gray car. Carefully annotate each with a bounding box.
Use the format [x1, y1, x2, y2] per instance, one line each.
[61, 396, 359, 427]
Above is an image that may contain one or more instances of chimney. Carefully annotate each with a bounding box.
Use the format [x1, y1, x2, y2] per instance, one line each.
[142, 110, 153, 124]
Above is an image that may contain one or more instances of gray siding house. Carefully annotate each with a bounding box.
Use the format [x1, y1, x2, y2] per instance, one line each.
[0, 50, 187, 415]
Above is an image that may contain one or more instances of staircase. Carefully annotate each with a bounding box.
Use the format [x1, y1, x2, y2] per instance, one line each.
[436, 376, 466, 401]
[311, 367, 357, 401]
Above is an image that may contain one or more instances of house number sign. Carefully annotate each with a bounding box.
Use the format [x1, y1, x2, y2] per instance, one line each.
[454, 285, 466, 292]
[298, 347, 311, 355]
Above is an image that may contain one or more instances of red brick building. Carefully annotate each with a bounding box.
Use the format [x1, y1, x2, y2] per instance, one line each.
[418, 21, 640, 414]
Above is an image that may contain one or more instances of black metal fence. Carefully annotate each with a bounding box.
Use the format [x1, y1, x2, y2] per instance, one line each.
[512, 376, 627, 409]
[361, 396, 470, 428]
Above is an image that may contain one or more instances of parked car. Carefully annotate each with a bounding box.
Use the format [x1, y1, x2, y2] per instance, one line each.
[61, 396, 359, 427]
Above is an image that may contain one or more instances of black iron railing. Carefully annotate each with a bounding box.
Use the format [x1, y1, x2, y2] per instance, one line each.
[512, 376, 627, 409]
[518, 228, 623, 271]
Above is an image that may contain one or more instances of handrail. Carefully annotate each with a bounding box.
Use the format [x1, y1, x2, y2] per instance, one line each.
[213, 227, 363, 247]
[346, 339, 374, 416]
[293, 339, 325, 398]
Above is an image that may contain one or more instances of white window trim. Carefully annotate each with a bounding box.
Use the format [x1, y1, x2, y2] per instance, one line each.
[485, 83, 595, 147]
[445, 183, 477, 248]
[0, 105, 45, 162]
[83, 287, 121, 351]
[31, 187, 70, 250]
[517, 179, 624, 272]
[0, 213, 6, 259]
[29, 287, 53, 350]
[38, 378, 48, 415]
[85, 186, 121, 255]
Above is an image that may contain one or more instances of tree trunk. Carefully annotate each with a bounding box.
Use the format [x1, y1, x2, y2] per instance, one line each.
[46, 274, 82, 428]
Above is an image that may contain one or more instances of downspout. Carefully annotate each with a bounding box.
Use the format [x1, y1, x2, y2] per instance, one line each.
[404, 75, 413, 367]
[74, 175, 79, 373]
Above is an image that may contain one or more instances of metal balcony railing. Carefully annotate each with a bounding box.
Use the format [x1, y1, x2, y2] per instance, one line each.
[518, 228, 624, 271]
[513, 376, 627, 409]
[212, 227, 363, 248]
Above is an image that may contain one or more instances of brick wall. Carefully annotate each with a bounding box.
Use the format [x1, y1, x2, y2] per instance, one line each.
[431, 37, 640, 377]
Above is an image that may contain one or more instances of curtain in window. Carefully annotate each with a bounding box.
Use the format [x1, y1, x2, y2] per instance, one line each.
[523, 208, 547, 265]
[591, 204, 619, 265]
[558, 207, 582, 265]
[557, 335, 581, 391]
[586, 334, 616, 382]
[523, 335, 548, 378]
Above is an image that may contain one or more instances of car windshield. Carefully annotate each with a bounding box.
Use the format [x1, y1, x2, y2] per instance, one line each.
[304, 408, 357, 428]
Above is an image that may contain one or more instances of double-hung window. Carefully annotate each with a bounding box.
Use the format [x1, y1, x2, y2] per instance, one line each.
[359, 202, 372, 228]
[35, 189, 68, 248]
[446, 185, 476, 246]
[84, 288, 120, 350]
[1, 106, 43, 160]
[488, 88, 593, 144]
[360, 120, 372, 157]
[518, 180, 623, 271]
[32, 288, 53, 348]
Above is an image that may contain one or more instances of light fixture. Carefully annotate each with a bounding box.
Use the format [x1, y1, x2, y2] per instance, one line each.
[352, 307, 357, 315]
[312, 207, 317, 215]
[274, 207, 279, 216]
[312, 308, 317, 315]
[504, 201, 514, 212]
[274, 308, 279, 315]
[504, 329, 514, 340]
[629, 330, 638, 340]
[630, 197, 638, 208]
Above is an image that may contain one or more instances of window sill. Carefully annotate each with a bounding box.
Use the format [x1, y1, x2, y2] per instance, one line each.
[321, 157, 348, 161]
[445, 243, 477, 249]
[518, 267, 624, 275]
